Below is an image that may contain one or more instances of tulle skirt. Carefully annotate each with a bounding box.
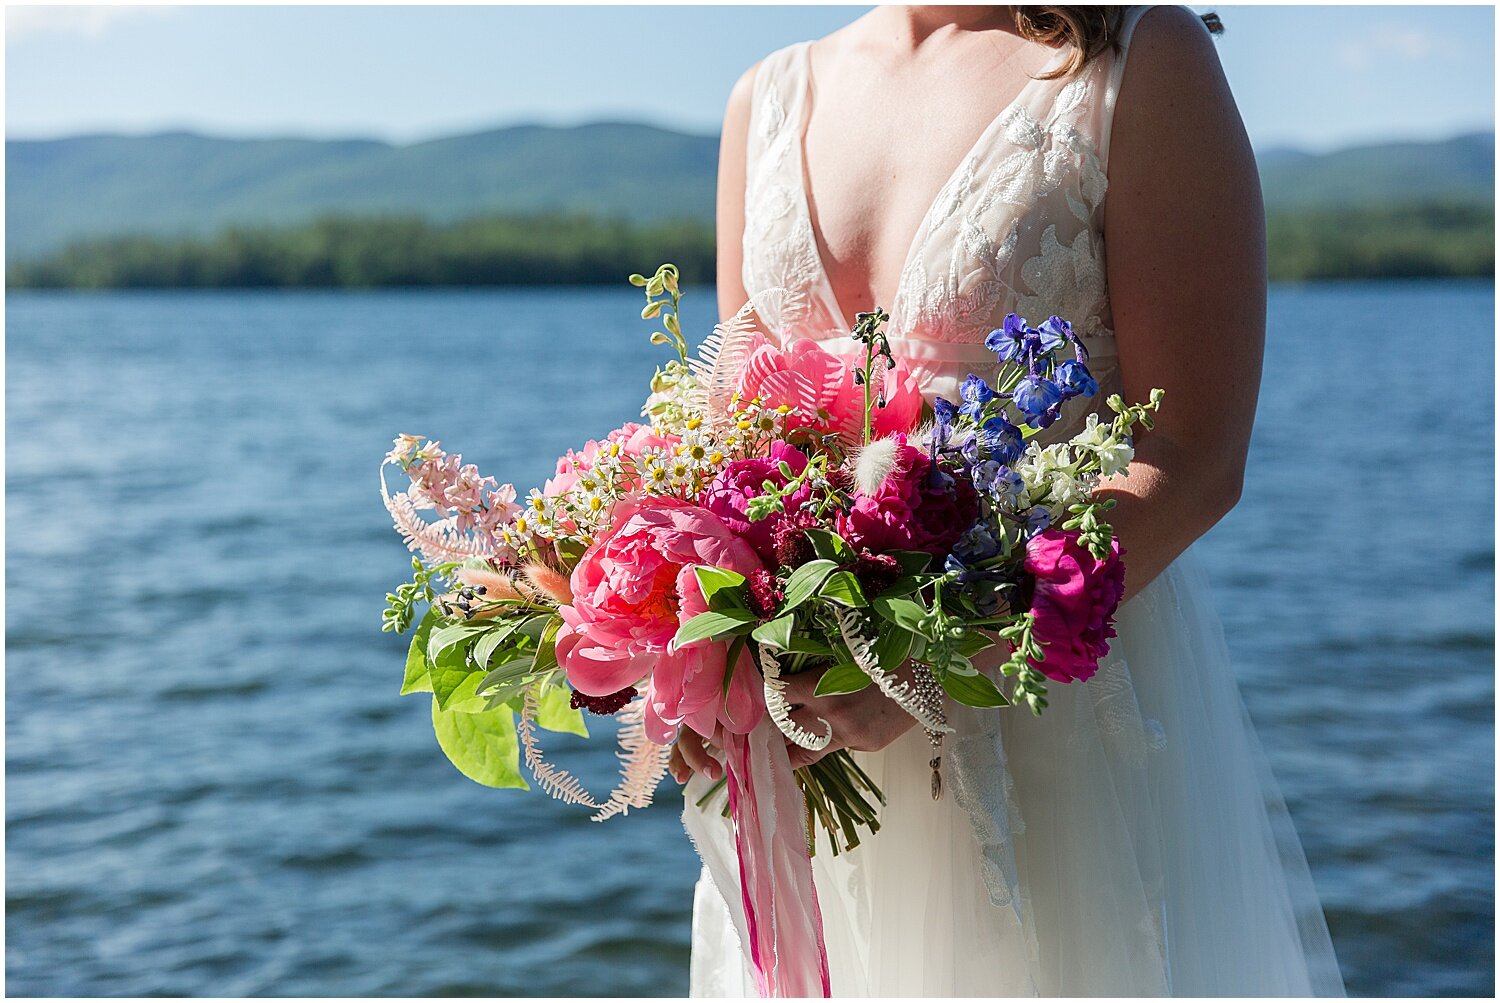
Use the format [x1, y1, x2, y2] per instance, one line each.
[683, 549, 1346, 997]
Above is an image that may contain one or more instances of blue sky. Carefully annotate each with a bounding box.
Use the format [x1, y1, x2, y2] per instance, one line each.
[6, 4, 1494, 152]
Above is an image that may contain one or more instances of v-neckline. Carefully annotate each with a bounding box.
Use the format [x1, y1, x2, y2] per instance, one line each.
[792, 39, 1067, 337]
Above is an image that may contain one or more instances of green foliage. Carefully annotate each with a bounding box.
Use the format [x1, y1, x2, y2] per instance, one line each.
[8, 213, 716, 289]
[431, 697, 527, 790]
[1265, 200, 1494, 281]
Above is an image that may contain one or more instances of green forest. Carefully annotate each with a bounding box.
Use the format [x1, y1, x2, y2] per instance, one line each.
[6, 201, 1492, 290]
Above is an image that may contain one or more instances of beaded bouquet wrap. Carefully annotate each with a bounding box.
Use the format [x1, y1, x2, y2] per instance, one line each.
[380, 264, 1162, 997]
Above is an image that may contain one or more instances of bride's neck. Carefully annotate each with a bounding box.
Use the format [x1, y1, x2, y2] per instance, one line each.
[889, 5, 1020, 43]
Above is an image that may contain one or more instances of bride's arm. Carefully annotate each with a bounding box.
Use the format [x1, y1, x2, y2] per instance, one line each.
[1097, 5, 1266, 601]
[715, 63, 758, 320]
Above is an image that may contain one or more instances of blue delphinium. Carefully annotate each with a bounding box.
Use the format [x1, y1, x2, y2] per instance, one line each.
[984, 314, 1030, 365]
[1055, 358, 1098, 399]
[968, 458, 1001, 493]
[980, 416, 1025, 465]
[952, 523, 1000, 564]
[959, 374, 995, 421]
[1012, 374, 1063, 426]
[990, 467, 1026, 509]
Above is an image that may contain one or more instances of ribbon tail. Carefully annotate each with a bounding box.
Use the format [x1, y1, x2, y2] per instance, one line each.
[724, 719, 832, 998]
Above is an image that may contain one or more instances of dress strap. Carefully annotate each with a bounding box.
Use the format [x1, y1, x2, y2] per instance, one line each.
[1098, 5, 1164, 172]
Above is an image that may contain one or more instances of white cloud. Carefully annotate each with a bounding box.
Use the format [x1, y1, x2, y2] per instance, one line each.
[5, 5, 172, 45]
[1334, 24, 1444, 71]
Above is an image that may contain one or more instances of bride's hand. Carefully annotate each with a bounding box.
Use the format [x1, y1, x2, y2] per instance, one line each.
[669, 726, 724, 784]
[780, 664, 919, 770]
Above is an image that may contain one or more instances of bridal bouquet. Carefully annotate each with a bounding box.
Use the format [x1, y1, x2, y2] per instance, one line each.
[380, 264, 1162, 996]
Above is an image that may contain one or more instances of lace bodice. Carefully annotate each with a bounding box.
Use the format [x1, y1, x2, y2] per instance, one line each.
[742, 6, 1158, 439]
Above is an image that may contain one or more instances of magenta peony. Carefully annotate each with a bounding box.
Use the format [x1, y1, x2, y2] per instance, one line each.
[733, 334, 924, 438]
[700, 441, 811, 563]
[1022, 529, 1127, 683]
[554, 494, 764, 743]
[836, 436, 977, 559]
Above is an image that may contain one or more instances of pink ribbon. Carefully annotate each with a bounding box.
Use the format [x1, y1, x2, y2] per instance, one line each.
[723, 719, 832, 998]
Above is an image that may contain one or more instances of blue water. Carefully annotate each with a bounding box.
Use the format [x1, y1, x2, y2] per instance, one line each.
[6, 282, 1494, 997]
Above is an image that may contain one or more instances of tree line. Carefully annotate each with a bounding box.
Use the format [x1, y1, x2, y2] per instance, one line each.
[7, 202, 1492, 289]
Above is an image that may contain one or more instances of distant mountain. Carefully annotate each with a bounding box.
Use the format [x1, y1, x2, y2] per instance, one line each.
[1257, 131, 1494, 210]
[5, 123, 1492, 258]
[6, 123, 719, 257]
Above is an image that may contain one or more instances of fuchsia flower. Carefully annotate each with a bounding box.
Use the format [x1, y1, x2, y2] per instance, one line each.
[544, 422, 680, 497]
[700, 441, 811, 563]
[1022, 529, 1127, 683]
[554, 495, 764, 743]
[836, 435, 977, 559]
[733, 334, 923, 438]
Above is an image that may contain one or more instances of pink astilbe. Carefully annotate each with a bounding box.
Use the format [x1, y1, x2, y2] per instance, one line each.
[382, 438, 521, 564]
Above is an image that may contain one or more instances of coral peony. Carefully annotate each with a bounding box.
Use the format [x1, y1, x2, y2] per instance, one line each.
[553, 495, 764, 743]
[700, 441, 810, 563]
[1022, 529, 1126, 683]
[836, 435, 978, 559]
[733, 334, 923, 438]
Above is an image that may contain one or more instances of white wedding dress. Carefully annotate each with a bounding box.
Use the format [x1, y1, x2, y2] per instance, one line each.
[684, 7, 1346, 996]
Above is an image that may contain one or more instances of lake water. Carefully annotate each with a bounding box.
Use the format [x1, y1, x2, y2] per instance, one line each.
[6, 282, 1494, 997]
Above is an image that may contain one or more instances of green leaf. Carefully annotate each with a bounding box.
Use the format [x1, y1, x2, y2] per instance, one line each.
[818, 570, 867, 607]
[872, 627, 914, 672]
[694, 565, 748, 611]
[532, 616, 562, 675]
[953, 631, 997, 659]
[751, 613, 796, 650]
[472, 619, 525, 671]
[532, 682, 588, 737]
[779, 559, 839, 614]
[673, 608, 757, 647]
[443, 669, 496, 713]
[871, 596, 929, 636]
[939, 671, 1010, 708]
[875, 575, 925, 600]
[430, 642, 483, 711]
[813, 662, 873, 696]
[431, 697, 527, 789]
[892, 550, 935, 575]
[781, 635, 836, 657]
[803, 528, 854, 563]
[400, 607, 440, 695]
[427, 618, 493, 663]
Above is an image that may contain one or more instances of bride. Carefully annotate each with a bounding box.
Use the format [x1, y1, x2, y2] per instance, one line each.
[670, 5, 1345, 996]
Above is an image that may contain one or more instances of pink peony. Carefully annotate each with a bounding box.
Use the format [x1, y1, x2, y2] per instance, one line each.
[554, 495, 764, 743]
[544, 422, 680, 497]
[733, 334, 923, 438]
[700, 441, 811, 563]
[836, 436, 977, 558]
[1022, 529, 1127, 683]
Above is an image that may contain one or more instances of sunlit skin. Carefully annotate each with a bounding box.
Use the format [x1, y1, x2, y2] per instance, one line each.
[671, 4, 1264, 782]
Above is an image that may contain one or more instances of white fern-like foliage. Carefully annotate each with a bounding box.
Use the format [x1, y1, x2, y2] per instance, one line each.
[834, 607, 953, 735]
[591, 697, 672, 822]
[380, 465, 497, 564]
[519, 685, 603, 809]
[758, 646, 833, 751]
[689, 288, 807, 419]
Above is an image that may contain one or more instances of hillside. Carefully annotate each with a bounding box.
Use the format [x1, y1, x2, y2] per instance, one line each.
[6, 123, 719, 257]
[6, 123, 1494, 283]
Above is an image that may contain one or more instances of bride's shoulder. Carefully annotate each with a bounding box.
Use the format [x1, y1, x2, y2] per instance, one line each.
[1116, 5, 1225, 84]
